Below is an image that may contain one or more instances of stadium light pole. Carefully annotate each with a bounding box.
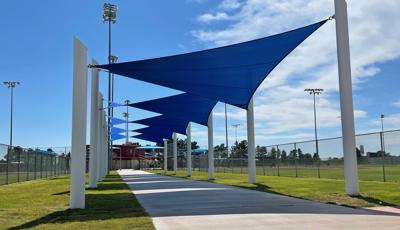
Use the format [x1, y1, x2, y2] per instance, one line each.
[232, 124, 240, 144]
[225, 103, 229, 158]
[103, 3, 117, 173]
[3, 81, 20, 184]
[304, 88, 323, 178]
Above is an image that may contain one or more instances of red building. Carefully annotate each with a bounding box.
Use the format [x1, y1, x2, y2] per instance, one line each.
[112, 144, 145, 160]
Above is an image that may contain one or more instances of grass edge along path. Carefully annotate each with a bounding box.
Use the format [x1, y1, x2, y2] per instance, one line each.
[0, 171, 155, 230]
[149, 169, 400, 208]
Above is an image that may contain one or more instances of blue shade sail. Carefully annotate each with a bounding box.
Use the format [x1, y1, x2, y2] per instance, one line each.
[110, 117, 126, 126]
[137, 146, 164, 150]
[111, 127, 125, 134]
[111, 133, 125, 141]
[96, 20, 328, 109]
[134, 126, 179, 138]
[132, 115, 189, 134]
[132, 133, 165, 144]
[129, 93, 217, 126]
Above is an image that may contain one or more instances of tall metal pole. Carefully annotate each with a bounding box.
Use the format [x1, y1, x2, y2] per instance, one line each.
[335, 0, 359, 195]
[305, 88, 322, 178]
[103, 3, 117, 174]
[225, 103, 229, 158]
[247, 97, 256, 184]
[380, 114, 386, 182]
[3, 81, 20, 184]
[232, 124, 240, 143]
[313, 92, 321, 178]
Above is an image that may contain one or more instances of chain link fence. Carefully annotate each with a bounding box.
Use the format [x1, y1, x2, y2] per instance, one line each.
[0, 144, 71, 185]
[161, 129, 400, 182]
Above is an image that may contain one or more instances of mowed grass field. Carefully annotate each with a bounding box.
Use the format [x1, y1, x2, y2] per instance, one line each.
[149, 169, 400, 208]
[0, 172, 155, 230]
[209, 164, 400, 182]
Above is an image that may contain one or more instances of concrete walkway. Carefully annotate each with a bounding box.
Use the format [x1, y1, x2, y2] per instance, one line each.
[119, 170, 399, 230]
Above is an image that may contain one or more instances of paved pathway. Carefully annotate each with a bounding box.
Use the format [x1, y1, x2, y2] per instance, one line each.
[119, 170, 399, 230]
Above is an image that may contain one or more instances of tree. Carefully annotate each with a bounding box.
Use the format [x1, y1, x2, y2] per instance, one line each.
[230, 140, 247, 158]
[256, 146, 267, 159]
[281, 150, 287, 161]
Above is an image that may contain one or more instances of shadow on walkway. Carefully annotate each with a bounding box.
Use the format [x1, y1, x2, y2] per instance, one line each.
[120, 171, 400, 218]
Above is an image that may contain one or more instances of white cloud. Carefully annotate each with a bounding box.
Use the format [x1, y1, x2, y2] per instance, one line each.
[394, 99, 400, 108]
[191, 0, 400, 144]
[198, 12, 231, 23]
[219, 0, 242, 11]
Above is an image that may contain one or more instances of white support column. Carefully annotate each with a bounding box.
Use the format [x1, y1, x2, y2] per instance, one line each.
[186, 122, 192, 177]
[208, 111, 214, 180]
[173, 133, 177, 175]
[334, 0, 359, 196]
[247, 97, 256, 184]
[163, 139, 168, 174]
[96, 93, 103, 181]
[103, 113, 107, 177]
[89, 59, 99, 188]
[70, 37, 88, 209]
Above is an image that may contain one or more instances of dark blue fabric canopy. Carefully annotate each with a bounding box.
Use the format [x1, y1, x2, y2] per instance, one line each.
[110, 117, 126, 126]
[129, 93, 217, 126]
[111, 127, 125, 134]
[132, 133, 166, 144]
[111, 133, 125, 141]
[133, 126, 179, 137]
[96, 20, 327, 109]
[132, 115, 189, 134]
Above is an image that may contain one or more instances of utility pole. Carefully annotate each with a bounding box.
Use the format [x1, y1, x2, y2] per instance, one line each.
[304, 88, 323, 178]
[3, 81, 20, 184]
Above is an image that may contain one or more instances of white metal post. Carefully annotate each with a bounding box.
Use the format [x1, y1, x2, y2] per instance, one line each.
[70, 37, 88, 209]
[163, 139, 168, 174]
[89, 59, 99, 188]
[97, 93, 103, 181]
[208, 111, 215, 180]
[103, 113, 108, 177]
[186, 122, 192, 177]
[173, 133, 177, 175]
[247, 97, 256, 184]
[335, 0, 359, 195]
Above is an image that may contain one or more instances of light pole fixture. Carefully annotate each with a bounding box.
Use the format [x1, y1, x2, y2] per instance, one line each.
[232, 124, 240, 144]
[304, 88, 323, 178]
[103, 3, 117, 173]
[3, 81, 20, 184]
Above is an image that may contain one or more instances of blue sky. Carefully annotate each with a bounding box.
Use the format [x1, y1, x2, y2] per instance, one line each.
[0, 0, 399, 151]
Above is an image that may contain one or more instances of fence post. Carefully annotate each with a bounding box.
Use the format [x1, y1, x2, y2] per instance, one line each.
[26, 151, 30, 181]
[263, 157, 266, 176]
[294, 143, 298, 178]
[34, 153, 37, 179]
[277, 145, 280, 176]
[17, 149, 20, 182]
[40, 154, 43, 178]
[380, 131, 386, 182]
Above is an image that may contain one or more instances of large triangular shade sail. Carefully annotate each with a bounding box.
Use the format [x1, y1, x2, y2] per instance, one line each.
[111, 127, 125, 134]
[96, 20, 328, 109]
[109, 117, 126, 126]
[133, 115, 189, 133]
[111, 133, 125, 141]
[129, 93, 217, 126]
[132, 133, 165, 144]
[134, 125, 185, 136]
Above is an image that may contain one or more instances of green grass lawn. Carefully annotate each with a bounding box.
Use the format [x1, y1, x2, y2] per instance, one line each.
[0, 172, 155, 230]
[212, 164, 400, 182]
[150, 169, 400, 208]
